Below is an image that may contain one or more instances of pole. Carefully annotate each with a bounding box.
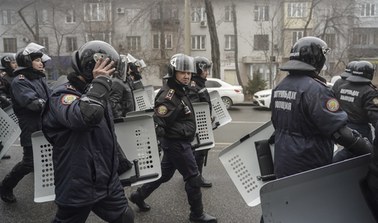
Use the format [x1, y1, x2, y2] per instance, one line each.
[184, 0, 191, 55]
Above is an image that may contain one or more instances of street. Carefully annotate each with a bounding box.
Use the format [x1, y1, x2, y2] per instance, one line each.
[0, 105, 271, 223]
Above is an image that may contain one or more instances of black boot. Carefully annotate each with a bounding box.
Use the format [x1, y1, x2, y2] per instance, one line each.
[0, 183, 16, 203]
[200, 175, 212, 188]
[129, 189, 151, 212]
[189, 212, 217, 223]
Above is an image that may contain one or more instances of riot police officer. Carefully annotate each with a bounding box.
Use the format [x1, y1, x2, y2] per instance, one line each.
[41, 40, 134, 223]
[0, 53, 17, 109]
[331, 61, 357, 96]
[0, 43, 51, 203]
[188, 56, 213, 188]
[271, 36, 372, 179]
[126, 54, 144, 90]
[129, 54, 217, 223]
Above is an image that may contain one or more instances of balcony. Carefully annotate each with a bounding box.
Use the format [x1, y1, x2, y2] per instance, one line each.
[150, 19, 180, 31]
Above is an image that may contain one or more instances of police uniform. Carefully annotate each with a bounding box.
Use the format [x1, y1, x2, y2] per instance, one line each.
[1, 69, 51, 200]
[42, 74, 130, 222]
[131, 78, 207, 215]
[271, 73, 348, 178]
[109, 77, 135, 118]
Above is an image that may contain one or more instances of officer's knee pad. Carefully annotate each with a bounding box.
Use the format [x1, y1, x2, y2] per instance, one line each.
[111, 207, 134, 223]
[187, 175, 202, 188]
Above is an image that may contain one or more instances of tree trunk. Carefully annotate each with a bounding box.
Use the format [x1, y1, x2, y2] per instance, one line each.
[232, 3, 242, 86]
[204, 0, 220, 79]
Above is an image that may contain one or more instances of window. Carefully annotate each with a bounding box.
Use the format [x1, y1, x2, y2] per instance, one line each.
[86, 32, 111, 43]
[66, 37, 77, 52]
[287, 2, 307, 18]
[66, 9, 76, 23]
[324, 33, 336, 49]
[2, 10, 14, 25]
[225, 35, 235, 50]
[225, 6, 233, 22]
[191, 35, 206, 50]
[125, 9, 141, 22]
[152, 33, 173, 49]
[292, 31, 303, 45]
[39, 37, 49, 52]
[353, 32, 368, 45]
[39, 9, 48, 24]
[3, 38, 17, 52]
[151, 7, 178, 20]
[254, 6, 269, 21]
[205, 80, 221, 88]
[126, 36, 141, 51]
[192, 7, 206, 22]
[254, 35, 269, 50]
[374, 30, 378, 45]
[84, 3, 106, 21]
[361, 3, 376, 17]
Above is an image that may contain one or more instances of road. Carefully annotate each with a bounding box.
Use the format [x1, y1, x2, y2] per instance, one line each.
[0, 105, 271, 223]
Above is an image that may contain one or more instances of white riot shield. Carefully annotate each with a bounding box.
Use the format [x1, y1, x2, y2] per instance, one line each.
[218, 121, 274, 207]
[209, 91, 232, 129]
[115, 115, 161, 186]
[133, 88, 153, 111]
[31, 115, 161, 203]
[191, 102, 215, 151]
[31, 131, 55, 203]
[0, 107, 21, 160]
[260, 154, 376, 223]
[4, 105, 19, 125]
[143, 85, 155, 106]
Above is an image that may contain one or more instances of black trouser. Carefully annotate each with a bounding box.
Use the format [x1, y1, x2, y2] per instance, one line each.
[2, 146, 33, 189]
[194, 149, 208, 174]
[53, 186, 132, 223]
[137, 138, 204, 215]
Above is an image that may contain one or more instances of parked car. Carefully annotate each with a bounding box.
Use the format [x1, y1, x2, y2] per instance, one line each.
[205, 78, 245, 109]
[252, 82, 334, 109]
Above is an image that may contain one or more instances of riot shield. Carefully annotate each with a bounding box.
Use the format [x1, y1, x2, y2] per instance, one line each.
[0, 107, 21, 160]
[191, 102, 215, 151]
[133, 88, 153, 111]
[209, 91, 232, 129]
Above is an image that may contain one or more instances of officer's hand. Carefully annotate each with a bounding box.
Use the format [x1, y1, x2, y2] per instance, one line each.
[93, 58, 115, 79]
[348, 137, 373, 156]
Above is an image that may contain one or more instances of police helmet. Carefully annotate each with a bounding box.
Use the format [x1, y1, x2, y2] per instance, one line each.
[194, 56, 212, 76]
[340, 61, 357, 79]
[280, 36, 330, 73]
[71, 40, 120, 81]
[15, 42, 51, 70]
[347, 61, 375, 83]
[0, 53, 16, 70]
[164, 54, 196, 79]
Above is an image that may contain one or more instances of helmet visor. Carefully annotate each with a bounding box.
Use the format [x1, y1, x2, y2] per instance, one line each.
[171, 55, 196, 73]
[23, 42, 51, 62]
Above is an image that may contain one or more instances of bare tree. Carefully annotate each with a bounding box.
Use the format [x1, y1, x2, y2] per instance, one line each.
[204, 0, 220, 79]
[231, 3, 242, 86]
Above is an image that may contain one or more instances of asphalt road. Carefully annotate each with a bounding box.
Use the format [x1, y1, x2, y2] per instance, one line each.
[0, 105, 271, 223]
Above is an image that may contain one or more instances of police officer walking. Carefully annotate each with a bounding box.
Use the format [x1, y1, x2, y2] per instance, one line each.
[0, 53, 17, 109]
[41, 40, 134, 223]
[0, 43, 51, 203]
[129, 54, 217, 223]
[188, 56, 213, 188]
[271, 36, 372, 179]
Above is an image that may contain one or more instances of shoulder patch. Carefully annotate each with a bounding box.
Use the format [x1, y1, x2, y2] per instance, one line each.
[190, 81, 196, 87]
[18, 74, 25, 80]
[373, 97, 378, 106]
[156, 105, 168, 116]
[326, 98, 340, 112]
[165, 89, 175, 100]
[61, 94, 79, 105]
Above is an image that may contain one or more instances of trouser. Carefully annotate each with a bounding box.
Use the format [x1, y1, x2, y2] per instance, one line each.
[137, 138, 204, 215]
[2, 146, 33, 189]
[194, 149, 209, 174]
[53, 186, 133, 223]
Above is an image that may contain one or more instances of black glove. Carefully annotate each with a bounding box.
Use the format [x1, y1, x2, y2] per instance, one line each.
[347, 136, 373, 156]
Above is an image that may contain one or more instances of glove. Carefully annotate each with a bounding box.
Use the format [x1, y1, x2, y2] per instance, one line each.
[347, 136, 373, 156]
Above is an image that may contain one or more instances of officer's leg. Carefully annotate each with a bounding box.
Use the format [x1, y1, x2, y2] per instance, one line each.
[0, 146, 33, 203]
[52, 205, 92, 223]
[173, 141, 216, 223]
[194, 149, 212, 188]
[130, 145, 176, 212]
[93, 184, 134, 223]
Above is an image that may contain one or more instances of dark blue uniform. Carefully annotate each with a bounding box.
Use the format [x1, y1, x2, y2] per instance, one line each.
[42, 77, 129, 222]
[271, 73, 348, 178]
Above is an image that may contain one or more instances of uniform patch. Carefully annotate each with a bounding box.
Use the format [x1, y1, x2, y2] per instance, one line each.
[190, 81, 196, 87]
[373, 97, 378, 106]
[18, 74, 25, 80]
[165, 89, 175, 100]
[61, 94, 78, 105]
[156, 105, 168, 116]
[326, 98, 340, 112]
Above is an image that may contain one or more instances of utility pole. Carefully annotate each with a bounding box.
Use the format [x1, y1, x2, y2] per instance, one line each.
[184, 0, 191, 55]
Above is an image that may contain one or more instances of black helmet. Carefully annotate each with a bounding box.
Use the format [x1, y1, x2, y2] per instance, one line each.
[164, 54, 196, 79]
[280, 36, 330, 73]
[194, 56, 212, 76]
[347, 61, 375, 83]
[1, 53, 16, 70]
[71, 40, 120, 81]
[15, 42, 50, 70]
[340, 61, 357, 79]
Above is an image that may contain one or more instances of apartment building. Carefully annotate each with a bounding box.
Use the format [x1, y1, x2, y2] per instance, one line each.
[0, 0, 377, 87]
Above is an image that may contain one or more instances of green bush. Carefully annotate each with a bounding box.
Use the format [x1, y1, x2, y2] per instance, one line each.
[244, 75, 267, 96]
